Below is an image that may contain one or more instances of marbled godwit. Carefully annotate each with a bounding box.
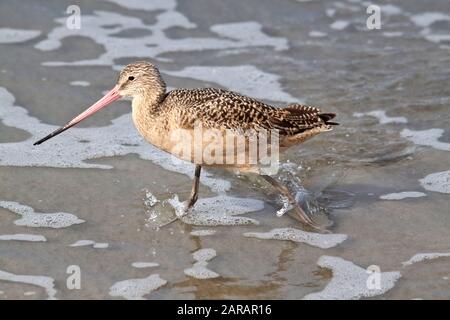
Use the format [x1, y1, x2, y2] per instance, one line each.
[34, 61, 338, 231]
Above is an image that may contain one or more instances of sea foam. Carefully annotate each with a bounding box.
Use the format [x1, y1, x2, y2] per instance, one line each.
[0, 200, 84, 228]
[0, 269, 57, 300]
[303, 256, 401, 300]
[244, 228, 347, 249]
[184, 248, 220, 279]
[109, 274, 167, 300]
[402, 253, 450, 267]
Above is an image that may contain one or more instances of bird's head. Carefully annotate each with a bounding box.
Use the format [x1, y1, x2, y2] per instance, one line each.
[33, 61, 166, 146]
[116, 61, 166, 101]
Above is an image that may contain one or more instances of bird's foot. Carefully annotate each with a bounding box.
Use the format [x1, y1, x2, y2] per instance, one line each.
[158, 200, 194, 228]
[290, 202, 330, 233]
[175, 201, 194, 218]
[158, 216, 178, 228]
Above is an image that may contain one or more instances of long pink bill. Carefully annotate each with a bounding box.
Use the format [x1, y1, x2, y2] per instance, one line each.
[33, 86, 121, 145]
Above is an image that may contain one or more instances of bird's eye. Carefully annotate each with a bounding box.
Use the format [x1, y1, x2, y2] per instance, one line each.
[128, 76, 135, 81]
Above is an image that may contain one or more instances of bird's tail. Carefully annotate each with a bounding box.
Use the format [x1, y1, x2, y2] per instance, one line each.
[318, 113, 339, 126]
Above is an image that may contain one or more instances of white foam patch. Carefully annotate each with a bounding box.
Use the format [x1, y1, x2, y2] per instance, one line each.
[164, 65, 298, 103]
[330, 20, 350, 30]
[244, 228, 347, 249]
[34, 9, 291, 106]
[70, 81, 90, 87]
[70, 240, 109, 249]
[353, 110, 407, 124]
[401, 128, 450, 152]
[193, 248, 216, 262]
[420, 29, 450, 44]
[184, 263, 220, 280]
[383, 32, 403, 38]
[190, 229, 216, 236]
[131, 262, 159, 268]
[402, 253, 450, 267]
[332, 2, 360, 12]
[0, 201, 84, 228]
[380, 4, 402, 16]
[410, 13, 450, 46]
[0, 234, 46, 242]
[419, 170, 450, 194]
[34, 9, 287, 66]
[184, 248, 220, 279]
[410, 12, 450, 28]
[309, 31, 327, 38]
[326, 9, 336, 18]
[168, 195, 261, 226]
[379, 192, 426, 200]
[109, 274, 167, 300]
[303, 256, 401, 300]
[0, 269, 57, 300]
[0, 87, 229, 193]
[0, 28, 41, 44]
[210, 22, 288, 51]
[102, 0, 176, 11]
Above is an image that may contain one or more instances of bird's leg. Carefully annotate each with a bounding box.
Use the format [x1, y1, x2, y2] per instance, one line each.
[185, 165, 201, 212]
[158, 165, 201, 228]
[261, 175, 325, 232]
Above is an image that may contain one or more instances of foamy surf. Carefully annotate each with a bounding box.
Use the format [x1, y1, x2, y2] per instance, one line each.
[402, 253, 450, 267]
[184, 248, 220, 280]
[70, 240, 109, 249]
[0, 234, 46, 242]
[401, 128, 450, 152]
[303, 256, 401, 300]
[244, 228, 347, 249]
[109, 274, 167, 300]
[168, 195, 261, 226]
[131, 262, 159, 269]
[164, 65, 298, 104]
[0, 200, 85, 228]
[69, 81, 90, 87]
[379, 192, 427, 200]
[419, 170, 450, 194]
[0, 269, 57, 300]
[190, 229, 217, 237]
[0, 28, 41, 44]
[35, 7, 287, 67]
[354, 110, 408, 124]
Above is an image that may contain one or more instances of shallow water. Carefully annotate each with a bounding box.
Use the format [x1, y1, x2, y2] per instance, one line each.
[0, 0, 449, 299]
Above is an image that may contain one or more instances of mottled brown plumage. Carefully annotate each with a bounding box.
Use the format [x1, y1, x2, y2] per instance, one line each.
[34, 61, 338, 231]
[123, 62, 337, 231]
[118, 62, 337, 156]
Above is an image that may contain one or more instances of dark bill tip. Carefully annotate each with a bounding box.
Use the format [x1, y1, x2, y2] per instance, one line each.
[33, 125, 72, 146]
[33, 85, 121, 146]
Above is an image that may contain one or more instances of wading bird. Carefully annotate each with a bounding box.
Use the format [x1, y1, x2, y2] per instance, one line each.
[34, 61, 337, 231]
